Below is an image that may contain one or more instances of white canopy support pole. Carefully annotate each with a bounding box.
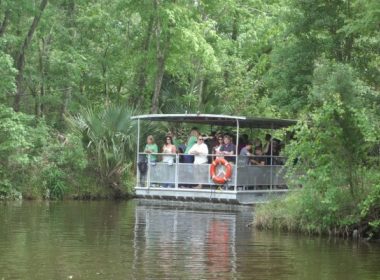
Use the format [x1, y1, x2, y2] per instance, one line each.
[234, 120, 239, 192]
[136, 118, 141, 187]
[270, 123, 273, 191]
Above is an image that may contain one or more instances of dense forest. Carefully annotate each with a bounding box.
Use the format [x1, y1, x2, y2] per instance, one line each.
[0, 0, 379, 237]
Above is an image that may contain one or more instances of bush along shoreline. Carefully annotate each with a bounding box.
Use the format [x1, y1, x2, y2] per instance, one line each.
[0, 105, 136, 201]
[254, 185, 380, 241]
[253, 62, 380, 241]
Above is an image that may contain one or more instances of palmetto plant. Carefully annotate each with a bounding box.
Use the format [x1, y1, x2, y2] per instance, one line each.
[67, 105, 157, 193]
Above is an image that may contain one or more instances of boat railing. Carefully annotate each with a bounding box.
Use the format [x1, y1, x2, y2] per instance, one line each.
[137, 153, 288, 191]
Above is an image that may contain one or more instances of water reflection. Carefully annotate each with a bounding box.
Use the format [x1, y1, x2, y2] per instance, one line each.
[133, 205, 243, 279]
[1, 201, 380, 280]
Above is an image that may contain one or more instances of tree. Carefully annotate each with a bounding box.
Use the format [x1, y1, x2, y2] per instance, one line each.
[13, 0, 48, 112]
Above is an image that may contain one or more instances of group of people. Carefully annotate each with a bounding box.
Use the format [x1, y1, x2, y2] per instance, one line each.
[239, 134, 284, 166]
[143, 128, 284, 166]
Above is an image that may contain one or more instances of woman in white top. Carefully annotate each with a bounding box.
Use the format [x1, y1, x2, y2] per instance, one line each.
[162, 136, 176, 165]
[212, 135, 223, 160]
[188, 136, 209, 164]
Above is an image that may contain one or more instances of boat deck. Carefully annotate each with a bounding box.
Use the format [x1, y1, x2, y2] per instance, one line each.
[135, 187, 288, 204]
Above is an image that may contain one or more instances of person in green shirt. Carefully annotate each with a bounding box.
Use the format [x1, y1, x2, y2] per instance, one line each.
[183, 127, 199, 163]
[144, 135, 158, 163]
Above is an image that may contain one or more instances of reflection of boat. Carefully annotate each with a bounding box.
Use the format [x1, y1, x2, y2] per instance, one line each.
[132, 114, 296, 204]
[132, 201, 247, 278]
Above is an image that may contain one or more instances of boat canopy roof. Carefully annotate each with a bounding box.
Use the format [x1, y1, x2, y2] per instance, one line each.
[131, 114, 296, 129]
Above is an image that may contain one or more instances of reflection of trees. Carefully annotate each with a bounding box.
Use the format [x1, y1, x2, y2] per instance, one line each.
[233, 230, 297, 279]
[268, 233, 380, 280]
[0, 201, 133, 279]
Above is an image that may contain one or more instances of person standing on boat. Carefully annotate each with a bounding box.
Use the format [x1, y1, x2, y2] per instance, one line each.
[212, 134, 224, 160]
[219, 135, 236, 163]
[183, 127, 199, 163]
[263, 134, 272, 165]
[239, 141, 254, 165]
[166, 130, 182, 148]
[188, 135, 209, 189]
[162, 136, 176, 188]
[162, 136, 176, 165]
[188, 135, 209, 164]
[238, 134, 249, 154]
[144, 135, 158, 163]
[252, 146, 266, 166]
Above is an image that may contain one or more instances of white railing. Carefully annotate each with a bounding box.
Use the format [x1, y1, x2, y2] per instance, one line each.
[137, 153, 287, 191]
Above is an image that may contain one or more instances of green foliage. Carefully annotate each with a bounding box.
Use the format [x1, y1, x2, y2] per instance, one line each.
[0, 51, 17, 99]
[43, 165, 66, 200]
[360, 183, 380, 237]
[0, 0, 378, 226]
[0, 104, 93, 200]
[0, 106, 43, 198]
[265, 0, 380, 115]
[256, 60, 380, 236]
[286, 60, 378, 194]
[0, 179, 22, 200]
[67, 105, 157, 197]
[0, 105, 33, 167]
[255, 187, 360, 234]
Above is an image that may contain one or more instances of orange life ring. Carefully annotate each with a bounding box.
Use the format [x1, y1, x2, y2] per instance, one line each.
[210, 158, 232, 184]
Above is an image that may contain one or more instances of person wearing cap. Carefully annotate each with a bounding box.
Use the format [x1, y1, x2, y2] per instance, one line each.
[188, 136, 209, 164]
[188, 136, 209, 189]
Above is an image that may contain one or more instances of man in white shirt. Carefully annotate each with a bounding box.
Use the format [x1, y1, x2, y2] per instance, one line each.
[188, 136, 209, 189]
[188, 136, 209, 164]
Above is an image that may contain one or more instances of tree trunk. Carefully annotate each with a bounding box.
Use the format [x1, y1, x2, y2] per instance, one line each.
[58, 0, 75, 123]
[151, 55, 165, 114]
[61, 88, 71, 121]
[198, 78, 204, 107]
[150, 0, 168, 114]
[224, 11, 239, 87]
[37, 36, 51, 118]
[0, 10, 10, 37]
[102, 46, 109, 100]
[344, 0, 353, 62]
[132, 15, 154, 106]
[29, 85, 40, 117]
[13, 0, 48, 112]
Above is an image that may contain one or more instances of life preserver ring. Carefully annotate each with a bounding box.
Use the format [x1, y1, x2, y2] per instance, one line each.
[210, 158, 232, 184]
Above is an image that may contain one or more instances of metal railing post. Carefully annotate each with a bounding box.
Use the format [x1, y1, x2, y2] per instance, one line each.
[234, 120, 239, 192]
[136, 119, 140, 187]
[147, 153, 151, 188]
[175, 153, 179, 189]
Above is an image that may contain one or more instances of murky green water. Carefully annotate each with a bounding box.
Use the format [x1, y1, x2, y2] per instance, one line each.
[0, 200, 379, 280]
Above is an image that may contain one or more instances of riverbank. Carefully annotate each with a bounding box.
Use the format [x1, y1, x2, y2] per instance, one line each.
[1, 172, 134, 201]
[253, 186, 380, 240]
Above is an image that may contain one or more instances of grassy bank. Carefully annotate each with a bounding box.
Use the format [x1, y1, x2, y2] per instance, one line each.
[254, 184, 380, 240]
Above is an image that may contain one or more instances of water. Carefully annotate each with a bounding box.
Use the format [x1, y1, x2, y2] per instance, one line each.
[0, 200, 380, 280]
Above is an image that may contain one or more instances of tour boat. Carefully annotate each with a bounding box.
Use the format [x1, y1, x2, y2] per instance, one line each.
[132, 114, 296, 204]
